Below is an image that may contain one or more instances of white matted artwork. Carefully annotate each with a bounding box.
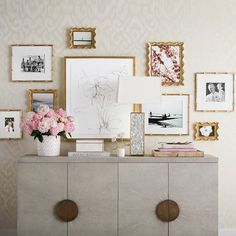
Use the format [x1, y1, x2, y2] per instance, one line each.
[11, 45, 53, 82]
[144, 94, 189, 135]
[0, 110, 22, 139]
[65, 56, 135, 139]
[195, 73, 234, 111]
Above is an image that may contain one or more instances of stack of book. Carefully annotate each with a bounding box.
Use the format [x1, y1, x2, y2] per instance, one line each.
[152, 142, 204, 157]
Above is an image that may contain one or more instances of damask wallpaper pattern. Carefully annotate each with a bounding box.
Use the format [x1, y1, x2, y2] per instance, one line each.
[0, 0, 236, 231]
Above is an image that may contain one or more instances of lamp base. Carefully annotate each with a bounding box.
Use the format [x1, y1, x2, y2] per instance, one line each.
[130, 112, 145, 155]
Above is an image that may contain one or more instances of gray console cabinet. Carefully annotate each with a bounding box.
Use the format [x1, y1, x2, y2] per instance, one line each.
[17, 156, 218, 236]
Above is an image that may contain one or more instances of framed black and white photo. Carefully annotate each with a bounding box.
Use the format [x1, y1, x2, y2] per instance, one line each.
[11, 45, 53, 82]
[65, 56, 135, 139]
[194, 122, 219, 141]
[144, 94, 189, 135]
[69, 27, 96, 49]
[28, 89, 58, 112]
[0, 110, 22, 139]
[195, 73, 234, 111]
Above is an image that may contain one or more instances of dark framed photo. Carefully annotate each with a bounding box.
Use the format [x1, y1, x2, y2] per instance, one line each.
[69, 27, 96, 49]
[195, 72, 234, 111]
[11, 44, 53, 82]
[28, 89, 58, 112]
[0, 110, 22, 139]
[194, 122, 219, 141]
[147, 42, 184, 86]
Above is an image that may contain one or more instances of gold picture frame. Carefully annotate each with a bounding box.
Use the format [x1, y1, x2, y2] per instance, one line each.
[147, 42, 184, 86]
[0, 109, 22, 140]
[69, 27, 96, 49]
[195, 72, 234, 112]
[28, 89, 59, 112]
[144, 94, 189, 136]
[194, 122, 219, 141]
[11, 44, 53, 82]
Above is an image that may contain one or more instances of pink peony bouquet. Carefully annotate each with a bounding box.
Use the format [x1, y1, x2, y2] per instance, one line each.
[21, 104, 75, 142]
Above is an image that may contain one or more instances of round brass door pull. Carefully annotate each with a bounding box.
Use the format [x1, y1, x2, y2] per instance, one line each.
[156, 200, 179, 222]
[55, 199, 79, 222]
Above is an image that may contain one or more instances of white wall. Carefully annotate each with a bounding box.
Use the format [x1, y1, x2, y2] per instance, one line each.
[0, 0, 236, 231]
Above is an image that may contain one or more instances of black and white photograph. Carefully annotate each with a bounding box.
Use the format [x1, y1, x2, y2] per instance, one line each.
[28, 89, 58, 112]
[194, 122, 219, 141]
[11, 45, 53, 81]
[195, 73, 234, 111]
[206, 82, 225, 102]
[144, 94, 189, 135]
[20, 55, 45, 73]
[5, 117, 14, 133]
[69, 27, 96, 49]
[0, 110, 22, 139]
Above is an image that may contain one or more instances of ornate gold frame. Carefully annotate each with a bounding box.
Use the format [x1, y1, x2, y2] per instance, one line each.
[145, 94, 190, 136]
[64, 56, 136, 141]
[69, 27, 96, 49]
[147, 42, 184, 86]
[194, 122, 219, 141]
[28, 89, 59, 112]
[195, 72, 234, 112]
[10, 44, 53, 82]
[0, 109, 23, 140]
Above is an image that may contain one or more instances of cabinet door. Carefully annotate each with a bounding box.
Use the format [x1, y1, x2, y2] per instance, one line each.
[68, 163, 117, 236]
[119, 163, 168, 236]
[17, 163, 67, 236]
[169, 163, 218, 236]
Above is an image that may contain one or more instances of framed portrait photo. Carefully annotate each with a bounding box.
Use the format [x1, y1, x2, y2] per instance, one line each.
[28, 89, 58, 112]
[69, 27, 96, 49]
[11, 44, 53, 82]
[195, 73, 234, 111]
[144, 94, 189, 135]
[147, 42, 184, 86]
[0, 110, 22, 139]
[194, 122, 219, 141]
[65, 56, 135, 139]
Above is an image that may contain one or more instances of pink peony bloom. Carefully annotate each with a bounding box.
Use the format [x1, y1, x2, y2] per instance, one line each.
[64, 122, 75, 133]
[57, 122, 65, 132]
[56, 108, 67, 118]
[37, 104, 50, 116]
[50, 126, 60, 136]
[25, 112, 35, 124]
[38, 118, 51, 133]
[33, 113, 43, 121]
[21, 122, 33, 135]
[46, 109, 55, 118]
[30, 120, 39, 130]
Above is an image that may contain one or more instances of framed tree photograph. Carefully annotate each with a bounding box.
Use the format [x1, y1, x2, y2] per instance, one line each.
[194, 122, 219, 141]
[65, 56, 135, 139]
[11, 44, 53, 82]
[0, 110, 22, 139]
[144, 94, 189, 135]
[69, 27, 96, 49]
[147, 42, 184, 86]
[28, 89, 58, 112]
[195, 72, 234, 111]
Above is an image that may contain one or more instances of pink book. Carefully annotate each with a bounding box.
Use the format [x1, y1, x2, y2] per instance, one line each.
[159, 148, 197, 152]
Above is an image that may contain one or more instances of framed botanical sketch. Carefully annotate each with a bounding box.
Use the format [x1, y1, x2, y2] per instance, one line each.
[195, 72, 234, 112]
[69, 27, 96, 49]
[147, 42, 184, 86]
[11, 44, 53, 82]
[0, 110, 22, 139]
[28, 89, 58, 112]
[65, 56, 135, 139]
[144, 94, 189, 135]
[194, 122, 219, 141]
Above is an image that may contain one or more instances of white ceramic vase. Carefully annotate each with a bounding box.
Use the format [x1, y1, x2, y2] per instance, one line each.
[37, 135, 61, 157]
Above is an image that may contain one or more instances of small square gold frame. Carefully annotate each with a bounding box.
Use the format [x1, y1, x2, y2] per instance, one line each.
[194, 122, 219, 141]
[69, 27, 96, 49]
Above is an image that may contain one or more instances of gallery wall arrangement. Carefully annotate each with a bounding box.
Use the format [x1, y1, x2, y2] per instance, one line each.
[1, 0, 236, 235]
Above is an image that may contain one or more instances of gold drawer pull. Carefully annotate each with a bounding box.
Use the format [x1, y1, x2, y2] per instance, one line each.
[55, 199, 79, 222]
[156, 200, 179, 222]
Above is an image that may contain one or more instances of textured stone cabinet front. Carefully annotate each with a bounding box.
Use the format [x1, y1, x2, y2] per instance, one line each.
[17, 156, 218, 236]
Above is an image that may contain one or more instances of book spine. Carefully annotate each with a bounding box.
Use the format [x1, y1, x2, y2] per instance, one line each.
[159, 148, 197, 152]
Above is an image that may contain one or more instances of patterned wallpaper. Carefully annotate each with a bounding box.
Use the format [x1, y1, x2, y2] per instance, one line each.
[1, 0, 236, 230]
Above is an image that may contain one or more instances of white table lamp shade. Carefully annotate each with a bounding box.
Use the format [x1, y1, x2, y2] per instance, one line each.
[117, 76, 162, 104]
